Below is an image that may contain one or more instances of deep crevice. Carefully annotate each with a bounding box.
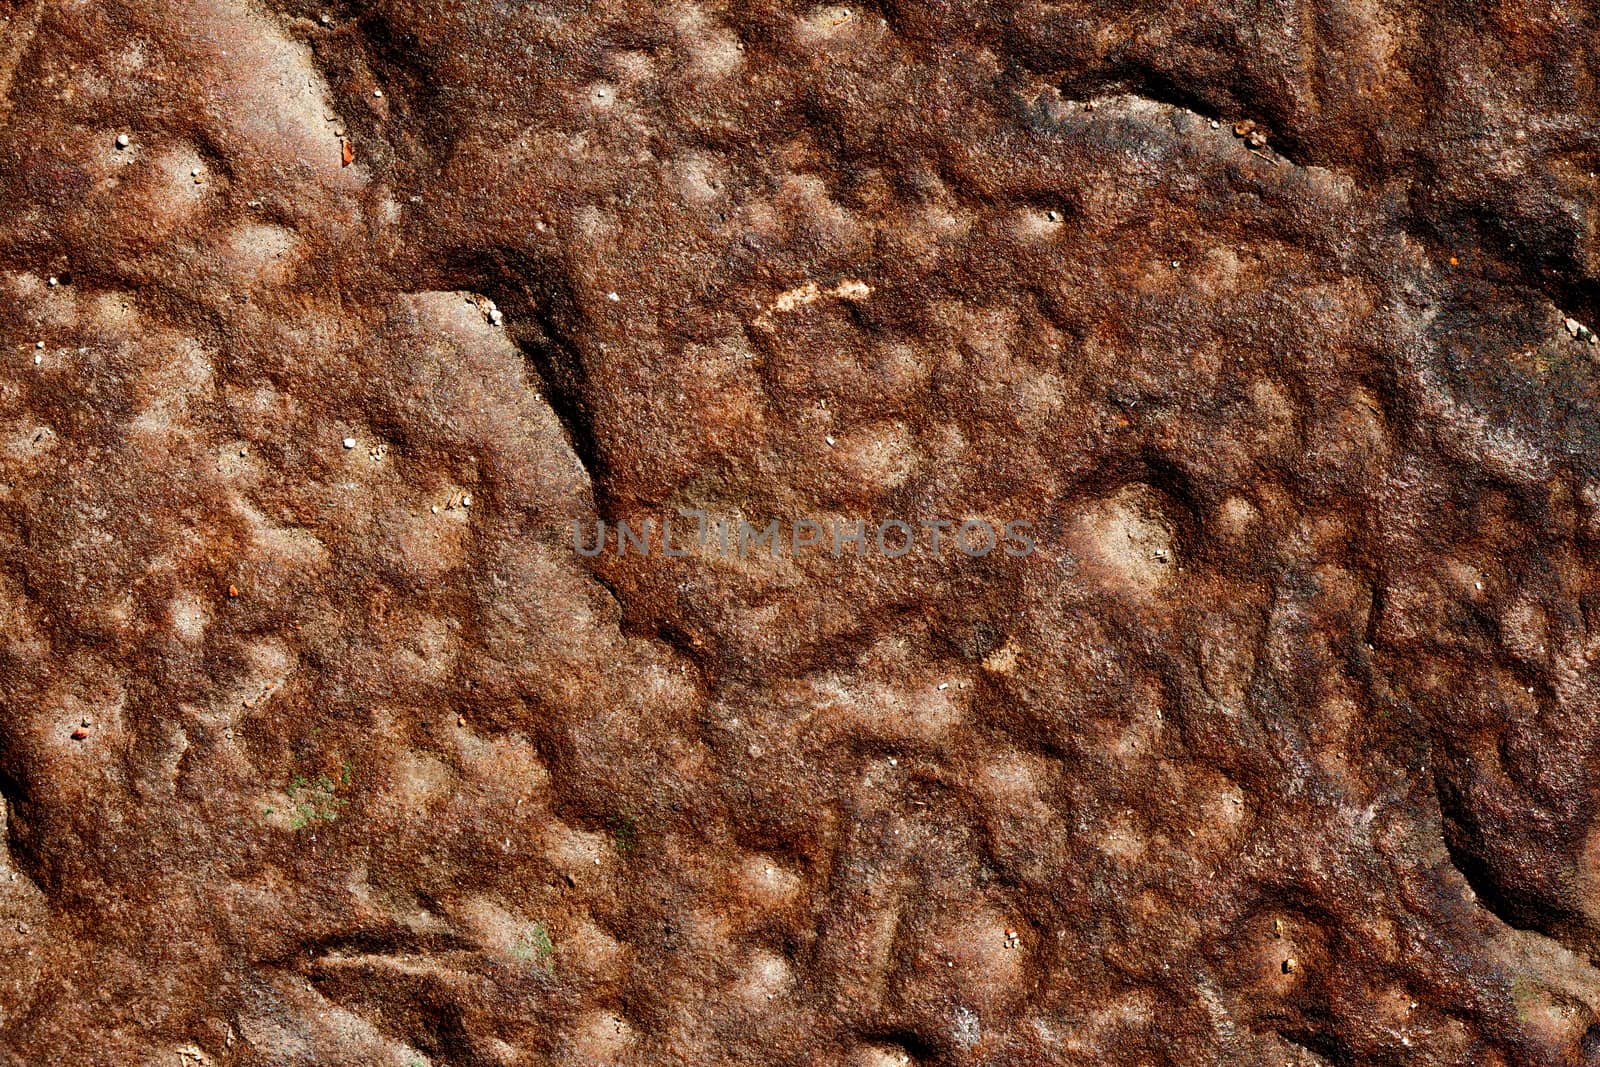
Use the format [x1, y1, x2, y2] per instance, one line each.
[0, 756, 44, 898]
[429, 245, 611, 513]
[1431, 767, 1559, 939]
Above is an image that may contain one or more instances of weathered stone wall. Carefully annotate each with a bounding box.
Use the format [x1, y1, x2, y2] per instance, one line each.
[2, 1, 1600, 1064]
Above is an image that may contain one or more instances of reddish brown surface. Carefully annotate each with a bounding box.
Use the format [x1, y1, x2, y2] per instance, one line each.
[4, 1, 1600, 1064]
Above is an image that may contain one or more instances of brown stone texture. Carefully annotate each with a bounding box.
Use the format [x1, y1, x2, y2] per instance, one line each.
[4, 0, 1600, 1064]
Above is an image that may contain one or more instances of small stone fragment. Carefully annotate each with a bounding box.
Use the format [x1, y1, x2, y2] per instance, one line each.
[1232, 119, 1268, 148]
[342, 437, 356, 449]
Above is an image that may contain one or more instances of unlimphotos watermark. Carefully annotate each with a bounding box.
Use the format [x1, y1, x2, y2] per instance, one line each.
[572, 511, 1035, 558]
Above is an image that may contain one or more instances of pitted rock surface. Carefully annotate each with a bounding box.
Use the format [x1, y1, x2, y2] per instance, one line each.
[3, 2, 1600, 1064]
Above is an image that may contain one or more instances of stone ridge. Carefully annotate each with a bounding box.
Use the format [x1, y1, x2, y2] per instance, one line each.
[1, 1, 1599, 1065]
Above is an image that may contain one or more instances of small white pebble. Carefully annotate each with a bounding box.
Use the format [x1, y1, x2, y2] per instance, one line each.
[460, 494, 472, 507]
[888, 757, 897, 766]
[47, 276, 57, 287]
[191, 168, 201, 177]
[606, 291, 620, 302]
[35, 340, 44, 349]
[937, 682, 948, 690]
[342, 437, 356, 449]
[32, 354, 41, 366]
[319, 12, 330, 24]
[115, 133, 130, 148]
[1210, 119, 1220, 129]
[1171, 260, 1180, 268]
[373, 88, 383, 98]
[430, 505, 439, 514]
[824, 435, 835, 446]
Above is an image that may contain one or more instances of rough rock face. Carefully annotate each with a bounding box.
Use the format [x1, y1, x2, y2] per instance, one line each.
[3, 0, 1600, 1064]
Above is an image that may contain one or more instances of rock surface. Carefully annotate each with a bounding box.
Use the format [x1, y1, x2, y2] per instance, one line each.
[3, 1, 1600, 1064]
